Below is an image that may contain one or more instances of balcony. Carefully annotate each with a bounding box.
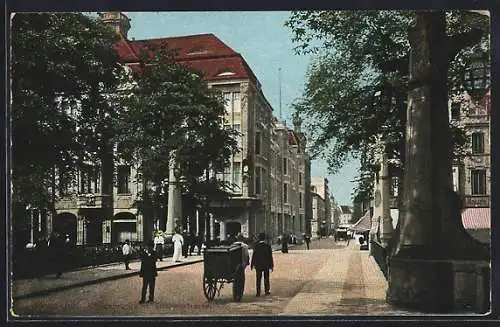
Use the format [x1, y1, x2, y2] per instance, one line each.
[77, 194, 112, 209]
[463, 195, 490, 208]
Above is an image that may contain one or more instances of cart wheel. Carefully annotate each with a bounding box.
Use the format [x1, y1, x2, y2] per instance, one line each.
[232, 268, 245, 302]
[203, 273, 217, 301]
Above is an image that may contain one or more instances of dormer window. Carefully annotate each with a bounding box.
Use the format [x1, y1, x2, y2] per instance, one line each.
[216, 69, 236, 77]
[187, 45, 209, 55]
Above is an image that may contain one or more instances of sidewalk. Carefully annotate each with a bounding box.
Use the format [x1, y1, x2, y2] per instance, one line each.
[11, 254, 204, 300]
[12, 242, 291, 300]
[281, 241, 403, 315]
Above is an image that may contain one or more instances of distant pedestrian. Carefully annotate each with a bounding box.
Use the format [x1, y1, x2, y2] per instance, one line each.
[122, 239, 132, 270]
[195, 232, 203, 255]
[182, 229, 190, 258]
[154, 232, 164, 261]
[250, 232, 274, 296]
[189, 230, 196, 256]
[139, 241, 157, 304]
[281, 233, 289, 253]
[48, 232, 65, 278]
[304, 234, 311, 250]
[35, 236, 49, 276]
[172, 229, 184, 263]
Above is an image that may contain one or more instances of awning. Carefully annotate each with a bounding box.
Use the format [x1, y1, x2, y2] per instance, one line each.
[349, 211, 371, 232]
[462, 207, 490, 230]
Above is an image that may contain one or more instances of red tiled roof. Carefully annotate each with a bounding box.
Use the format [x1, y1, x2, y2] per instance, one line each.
[462, 207, 490, 230]
[114, 34, 258, 83]
[130, 34, 237, 60]
[349, 211, 371, 232]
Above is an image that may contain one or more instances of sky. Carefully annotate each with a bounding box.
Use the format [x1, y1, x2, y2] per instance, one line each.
[124, 11, 360, 205]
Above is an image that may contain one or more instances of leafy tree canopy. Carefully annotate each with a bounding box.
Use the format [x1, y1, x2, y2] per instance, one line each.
[114, 44, 239, 207]
[285, 10, 490, 201]
[11, 13, 123, 208]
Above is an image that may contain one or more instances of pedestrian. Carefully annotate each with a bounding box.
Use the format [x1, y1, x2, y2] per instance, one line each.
[233, 233, 250, 269]
[304, 234, 311, 250]
[250, 232, 274, 297]
[188, 230, 196, 256]
[195, 232, 203, 255]
[122, 239, 132, 270]
[48, 232, 65, 278]
[35, 236, 48, 276]
[182, 229, 190, 258]
[172, 229, 184, 263]
[154, 232, 164, 261]
[281, 233, 289, 253]
[139, 241, 157, 304]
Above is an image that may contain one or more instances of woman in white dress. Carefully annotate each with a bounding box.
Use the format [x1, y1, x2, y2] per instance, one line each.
[172, 230, 184, 263]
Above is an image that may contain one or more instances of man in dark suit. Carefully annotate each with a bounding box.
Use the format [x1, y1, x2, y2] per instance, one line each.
[250, 232, 274, 296]
[139, 241, 157, 304]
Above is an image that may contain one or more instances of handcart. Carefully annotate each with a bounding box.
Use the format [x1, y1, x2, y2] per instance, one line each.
[203, 244, 245, 302]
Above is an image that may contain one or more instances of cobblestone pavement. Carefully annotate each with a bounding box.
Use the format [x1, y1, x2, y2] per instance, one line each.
[10, 238, 437, 317]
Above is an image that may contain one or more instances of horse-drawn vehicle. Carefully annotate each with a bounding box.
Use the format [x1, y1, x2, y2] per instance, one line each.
[203, 244, 245, 302]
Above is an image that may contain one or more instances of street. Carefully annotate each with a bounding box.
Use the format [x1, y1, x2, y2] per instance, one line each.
[11, 238, 412, 317]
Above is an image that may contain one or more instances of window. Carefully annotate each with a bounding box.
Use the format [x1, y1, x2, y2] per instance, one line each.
[117, 165, 131, 194]
[255, 131, 261, 155]
[80, 165, 99, 194]
[232, 92, 241, 113]
[472, 132, 485, 154]
[471, 170, 486, 195]
[283, 158, 288, 175]
[233, 124, 242, 148]
[233, 162, 242, 193]
[390, 177, 399, 197]
[223, 165, 231, 184]
[299, 173, 303, 186]
[299, 192, 303, 208]
[223, 92, 231, 115]
[283, 183, 288, 203]
[255, 167, 262, 194]
[451, 103, 461, 121]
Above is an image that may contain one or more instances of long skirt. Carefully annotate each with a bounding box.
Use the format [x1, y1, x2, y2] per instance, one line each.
[172, 241, 182, 262]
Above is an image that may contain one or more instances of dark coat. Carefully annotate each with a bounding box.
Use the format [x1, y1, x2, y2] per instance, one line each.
[139, 250, 158, 279]
[251, 241, 274, 270]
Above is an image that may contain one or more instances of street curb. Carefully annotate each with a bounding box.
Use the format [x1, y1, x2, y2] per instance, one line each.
[14, 244, 297, 300]
[12, 259, 204, 300]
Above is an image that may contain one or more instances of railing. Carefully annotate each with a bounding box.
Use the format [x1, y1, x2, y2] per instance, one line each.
[77, 194, 112, 209]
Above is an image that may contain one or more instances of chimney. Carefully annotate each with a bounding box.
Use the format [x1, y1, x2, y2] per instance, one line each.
[98, 12, 131, 39]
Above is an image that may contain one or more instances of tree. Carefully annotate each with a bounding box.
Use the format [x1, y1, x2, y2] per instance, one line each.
[285, 10, 490, 201]
[11, 13, 124, 210]
[114, 43, 239, 215]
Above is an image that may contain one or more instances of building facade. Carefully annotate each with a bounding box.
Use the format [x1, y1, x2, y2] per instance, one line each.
[310, 177, 332, 236]
[22, 12, 313, 246]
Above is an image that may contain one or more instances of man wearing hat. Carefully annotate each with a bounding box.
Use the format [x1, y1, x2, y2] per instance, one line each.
[139, 241, 157, 304]
[250, 232, 274, 296]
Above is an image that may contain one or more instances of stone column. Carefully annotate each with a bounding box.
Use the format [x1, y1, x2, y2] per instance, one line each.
[379, 153, 394, 247]
[166, 152, 182, 235]
[387, 13, 452, 313]
[220, 221, 226, 241]
[209, 214, 215, 240]
[136, 213, 144, 242]
[77, 215, 84, 245]
[196, 210, 200, 235]
[386, 12, 489, 313]
[29, 209, 34, 244]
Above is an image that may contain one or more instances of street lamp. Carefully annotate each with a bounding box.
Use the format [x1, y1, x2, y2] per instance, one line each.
[463, 56, 490, 99]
